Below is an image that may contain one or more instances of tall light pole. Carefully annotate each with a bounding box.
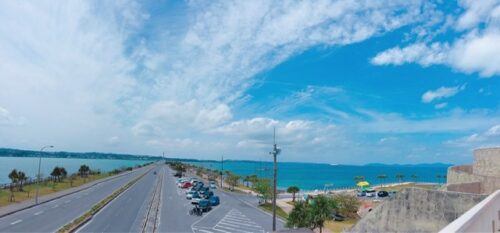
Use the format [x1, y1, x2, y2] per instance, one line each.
[270, 128, 281, 232]
[36, 145, 54, 204]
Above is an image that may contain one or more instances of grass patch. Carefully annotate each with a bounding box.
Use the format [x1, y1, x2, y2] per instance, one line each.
[0, 173, 110, 207]
[324, 219, 358, 233]
[259, 203, 288, 220]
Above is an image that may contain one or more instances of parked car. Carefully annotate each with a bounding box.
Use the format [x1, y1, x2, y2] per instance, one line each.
[377, 190, 389, 197]
[365, 189, 377, 197]
[209, 196, 220, 206]
[191, 193, 202, 204]
[186, 190, 197, 199]
[332, 213, 345, 221]
[209, 183, 217, 189]
[357, 190, 366, 197]
[198, 199, 212, 212]
[181, 182, 192, 189]
[174, 172, 182, 178]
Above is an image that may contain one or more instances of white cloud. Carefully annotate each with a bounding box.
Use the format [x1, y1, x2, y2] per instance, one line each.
[371, 43, 449, 66]
[434, 103, 448, 109]
[421, 85, 465, 103]
[447, 124, 500, 148]
[371, 0, 500, 77]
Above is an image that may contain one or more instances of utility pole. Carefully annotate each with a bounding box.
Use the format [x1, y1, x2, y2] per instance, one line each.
[270, 128, 281, 232]
[220, 155, 224, 188]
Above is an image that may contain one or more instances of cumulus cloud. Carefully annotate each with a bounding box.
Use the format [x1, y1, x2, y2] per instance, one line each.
[371, 0, 500, 77]
[421, 85, 465, 103]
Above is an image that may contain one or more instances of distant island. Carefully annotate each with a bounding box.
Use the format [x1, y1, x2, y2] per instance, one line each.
[0, 148, 160, 161]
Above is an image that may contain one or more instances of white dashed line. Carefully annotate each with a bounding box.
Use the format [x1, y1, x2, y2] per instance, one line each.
[34, 211, 44, 216]
[64, 200, 71, 204]
[10, 220, 22, 225]
[52, 204, 59, 208]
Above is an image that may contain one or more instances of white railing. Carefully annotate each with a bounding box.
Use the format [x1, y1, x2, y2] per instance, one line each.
[440, 189, 500, 232]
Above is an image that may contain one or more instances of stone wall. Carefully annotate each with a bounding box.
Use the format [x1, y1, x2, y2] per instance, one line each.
[447, 165, 480, 184]
[447, 182, 482, 194]
[349, 188, 486, 233]
[473, 148, 500, 177]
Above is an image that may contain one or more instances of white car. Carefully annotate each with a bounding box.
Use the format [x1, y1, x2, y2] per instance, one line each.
[210, 183, 217, 189]
[365, 189, 377, 197]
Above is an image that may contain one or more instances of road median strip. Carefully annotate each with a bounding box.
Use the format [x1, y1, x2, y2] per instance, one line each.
[56, 167, 153, 233]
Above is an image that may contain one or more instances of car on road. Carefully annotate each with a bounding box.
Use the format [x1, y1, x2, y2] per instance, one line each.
[209, 196, 220, 206]
[377, 190, 389, 197]
[209, 183, 217, 189]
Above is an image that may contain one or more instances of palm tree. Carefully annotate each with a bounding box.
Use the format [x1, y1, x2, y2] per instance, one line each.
[411, 174, 418, 183]
[309, 195, 334, 233]
[51, 167, 62, 182]
[17, 171, 27, 191]
[287, 186, 300, 202]
[376, 175, 387, 187]
[243, 176, 250, 187]
[395, 174, 405, 183]
[79, 165, 90, 178]
[60, 167, 67, 180]
[286, 201, 309, 228]
[8, 169, 19, 190]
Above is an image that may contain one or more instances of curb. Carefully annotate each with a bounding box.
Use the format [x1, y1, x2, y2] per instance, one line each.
[0, 165, 150, 219]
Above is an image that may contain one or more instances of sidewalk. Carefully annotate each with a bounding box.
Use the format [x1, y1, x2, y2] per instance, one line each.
[0, 168, 142, 218]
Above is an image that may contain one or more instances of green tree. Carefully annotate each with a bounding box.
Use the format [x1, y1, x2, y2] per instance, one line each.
[254, 178, 272, 204]
[309, 195, 335, 233]
[51, 167, 62, 182]
[8, 169, 19, 189]
[226, 173, 240, 190]
[286, 200, 310, 228]
[243, 176, 250, 187]
[395, 174, 405, 183]
[411, 174, 418, 182]
[376, 174, 387, 187]
[79, 164, 90, 178]
[17, 171, 27, 191]
[287, 186, 300, 202]
[334, 194, 361, 218]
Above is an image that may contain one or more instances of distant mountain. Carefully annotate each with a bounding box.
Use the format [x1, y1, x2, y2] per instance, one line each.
[364, 162, 453, 167]
[0, 148, 161, 161]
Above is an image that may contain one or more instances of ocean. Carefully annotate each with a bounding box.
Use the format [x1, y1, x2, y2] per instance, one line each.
[0, 157, 152, 184]
[189, 160, 450, 191]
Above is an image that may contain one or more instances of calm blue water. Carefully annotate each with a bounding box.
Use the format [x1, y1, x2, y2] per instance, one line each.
[190, 161, 449, 191]
[0, 157, 152, 184]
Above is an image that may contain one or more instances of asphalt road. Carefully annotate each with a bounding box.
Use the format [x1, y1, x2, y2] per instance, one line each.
[78, 165, 162, 232]
[0, 165, 151, 232]
[159, 167, 286, 233]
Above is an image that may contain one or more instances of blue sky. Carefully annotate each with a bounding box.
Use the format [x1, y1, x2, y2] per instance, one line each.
[0, 0, 499, 164]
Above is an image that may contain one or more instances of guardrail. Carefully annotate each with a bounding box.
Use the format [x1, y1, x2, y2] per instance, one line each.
[440, 189, 500, 232]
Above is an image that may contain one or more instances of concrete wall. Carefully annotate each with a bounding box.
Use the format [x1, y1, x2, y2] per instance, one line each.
[447, 182, 482, 194]
[440, 190, 500, 232]
[447, 165, 480, 184]
[473, 148, 500, 177]
[349, 188, 486, 233]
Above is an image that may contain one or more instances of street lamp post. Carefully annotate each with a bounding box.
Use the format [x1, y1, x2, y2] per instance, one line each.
[35, 145, 54, 204]
[270, 128, 281, 232]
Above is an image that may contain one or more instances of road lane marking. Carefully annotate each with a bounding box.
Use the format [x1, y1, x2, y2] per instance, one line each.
[34, 211, 44, 216]
[52, 204, 59, 208]
[64, 200, 71, 204]
[10, 220, 22, 225]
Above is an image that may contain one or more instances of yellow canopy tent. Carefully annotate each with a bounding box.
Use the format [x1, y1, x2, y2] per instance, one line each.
[356, 181, 370, 187]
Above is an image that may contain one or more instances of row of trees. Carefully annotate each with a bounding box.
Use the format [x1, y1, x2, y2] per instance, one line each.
[287, 194, 360, 233]
[7, 164, 92, 188]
